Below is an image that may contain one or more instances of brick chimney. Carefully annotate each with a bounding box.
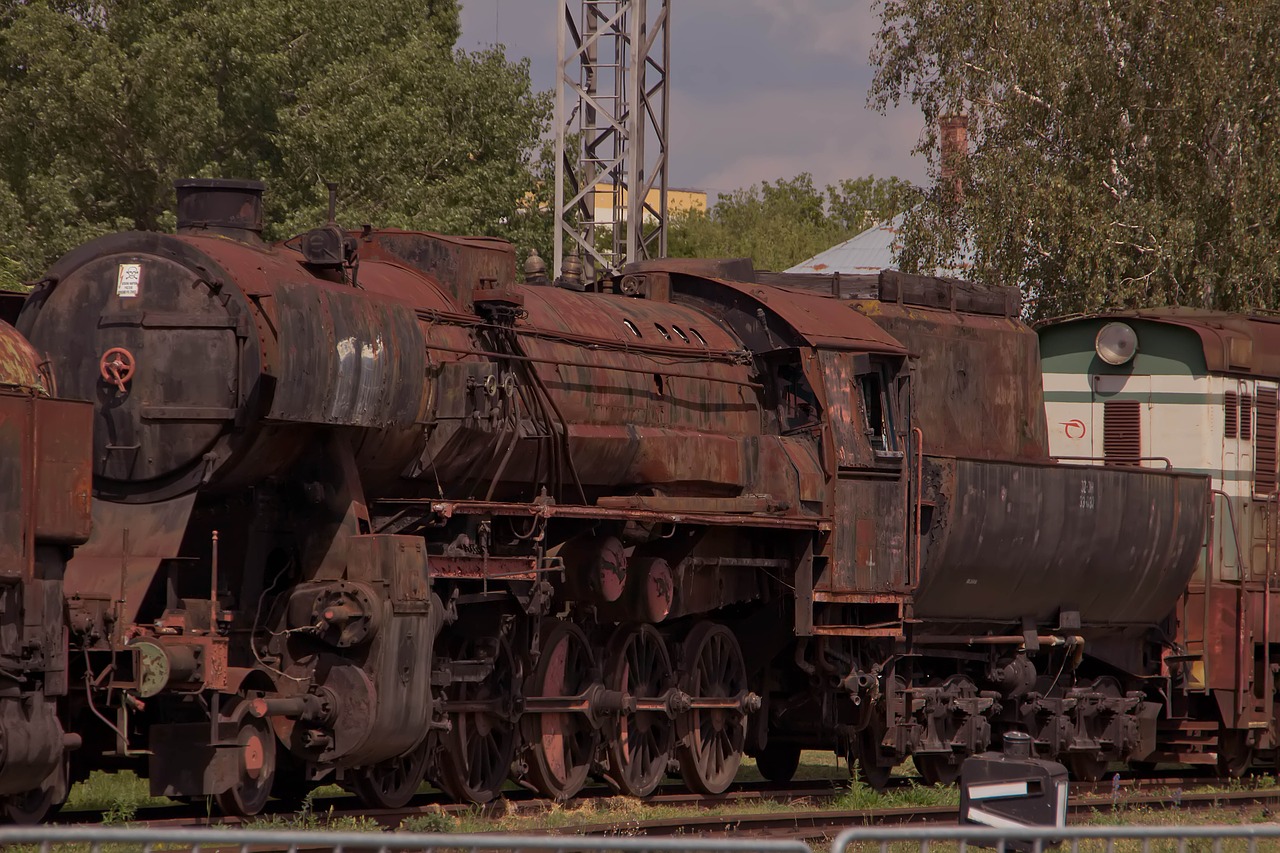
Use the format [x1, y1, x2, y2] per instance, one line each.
[938, 114, 968, 202]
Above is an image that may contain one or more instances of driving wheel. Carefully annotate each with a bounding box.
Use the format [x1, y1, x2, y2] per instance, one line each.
[676, 622, 748, 795]
[523, 622, 600, 800]
[436, 635, 519, 804]
[606, 624, 676, 797]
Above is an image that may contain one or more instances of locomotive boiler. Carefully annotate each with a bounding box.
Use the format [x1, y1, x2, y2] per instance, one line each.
[6, 178, 1211, 819]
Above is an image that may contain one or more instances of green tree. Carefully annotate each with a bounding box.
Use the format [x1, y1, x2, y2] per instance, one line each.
[0, 0, 549, 289]
[669, 173, 916, 271]
[870, 0, 1280, 317]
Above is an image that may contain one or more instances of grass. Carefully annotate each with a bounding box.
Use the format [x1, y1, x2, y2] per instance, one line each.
[60, 770, 172, 821]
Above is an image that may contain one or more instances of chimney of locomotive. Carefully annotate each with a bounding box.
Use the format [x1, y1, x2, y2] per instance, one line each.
[174, 178, 266, 245]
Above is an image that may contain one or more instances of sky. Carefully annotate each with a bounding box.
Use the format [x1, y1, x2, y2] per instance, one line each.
[457, 0, 931, 199]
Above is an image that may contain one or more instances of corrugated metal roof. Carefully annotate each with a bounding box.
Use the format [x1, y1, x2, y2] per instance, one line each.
[786, 211, 973, 276]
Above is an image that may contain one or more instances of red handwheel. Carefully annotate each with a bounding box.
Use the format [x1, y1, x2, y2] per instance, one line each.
[98, 347, 136, 393]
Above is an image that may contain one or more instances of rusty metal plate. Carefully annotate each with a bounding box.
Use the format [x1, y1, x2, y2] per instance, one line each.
[703, 278, 907, 353]
[853, 301, 1050, 460]
[33, 397, 93, 544]
[0, 394, 32, 576]
[916, 457, 1207, 628]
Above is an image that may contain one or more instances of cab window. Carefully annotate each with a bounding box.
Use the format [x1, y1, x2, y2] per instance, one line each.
[856, 361, 900, 456]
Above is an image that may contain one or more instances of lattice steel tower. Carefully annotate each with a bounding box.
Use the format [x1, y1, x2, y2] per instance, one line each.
[554, 0, 670, 279]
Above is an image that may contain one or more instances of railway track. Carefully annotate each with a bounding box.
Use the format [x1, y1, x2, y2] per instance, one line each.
[57, 773, 1280, 839]
[546, 787, 1280, 841]
[53, 778, 852, 830]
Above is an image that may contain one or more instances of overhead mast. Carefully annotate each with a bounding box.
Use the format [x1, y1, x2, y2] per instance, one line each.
[554, 0, 670, 281]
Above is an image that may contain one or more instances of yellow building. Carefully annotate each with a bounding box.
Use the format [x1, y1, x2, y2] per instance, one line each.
[590, 183, 706, 223]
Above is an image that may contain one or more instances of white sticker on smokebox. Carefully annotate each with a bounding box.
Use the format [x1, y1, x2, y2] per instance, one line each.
[116, 263, 142, 297]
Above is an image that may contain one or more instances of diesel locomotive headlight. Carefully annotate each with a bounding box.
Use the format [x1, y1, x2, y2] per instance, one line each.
[1095, 322, 1138, 365]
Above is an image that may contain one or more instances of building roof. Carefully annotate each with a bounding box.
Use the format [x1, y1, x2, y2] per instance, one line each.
[786, 210, 973, 277]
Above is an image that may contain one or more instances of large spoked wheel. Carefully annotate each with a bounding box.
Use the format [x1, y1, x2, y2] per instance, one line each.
[913, 753, 960, 786]
[606, 624, 676, 797]
[0, 785, 58, 825]
[755, 742, 802, 784]
[677, 622, 749, 795]
[351, 737, 431, 809]
[1218, 728, 1254, 778]
[523, 622, 600, 801]
[215, 706, 278, 817]
[437, 636, 519, 804]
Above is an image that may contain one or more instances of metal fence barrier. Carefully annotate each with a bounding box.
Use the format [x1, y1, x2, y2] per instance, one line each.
[7, 824, 1280, 853]
[833, 824, 1280, 853]
[0, 826, 812, 852]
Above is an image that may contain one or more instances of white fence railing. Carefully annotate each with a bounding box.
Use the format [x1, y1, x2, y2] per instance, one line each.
[8, 823, 1280, 853]
[0, 826, 811, 852]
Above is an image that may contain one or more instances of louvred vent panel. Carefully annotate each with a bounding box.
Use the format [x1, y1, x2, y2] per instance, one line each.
[1256, 390, 1277, 496]
[1103, 399, 1141, 466]
[1226, 391, 1238, 438]
[1242, 394, 1254, 440]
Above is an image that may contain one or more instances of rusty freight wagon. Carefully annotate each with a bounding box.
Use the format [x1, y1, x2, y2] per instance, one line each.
[0, 316, 92, 822]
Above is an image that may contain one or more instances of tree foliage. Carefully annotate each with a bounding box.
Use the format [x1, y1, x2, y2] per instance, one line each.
[668, 173, 916, 272]
[870, 0, 1280, 318]
[0, 0, 550, 289]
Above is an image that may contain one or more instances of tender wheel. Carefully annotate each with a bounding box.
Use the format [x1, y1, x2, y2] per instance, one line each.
[436, 635, 519, 804]
[1064, 753, 1108, 783]
[606, 624, 676, 797]
[215, 708, 277, 817]
[351, 737, 431, 809]
[852, 723, 893, 791]
[677, 622, 749, 795]
[1218, 728, 1254, 778]
[522, 622, 600, 800]
[913, 753, 960, 786]
[0, 786, 58, 825]
[754, 743, 802, 784]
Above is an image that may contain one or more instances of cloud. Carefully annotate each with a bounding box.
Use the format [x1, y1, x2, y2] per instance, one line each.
[457, 0, 926, 194]
[738, 0, 881, 57]
[670, 85, 929, 193]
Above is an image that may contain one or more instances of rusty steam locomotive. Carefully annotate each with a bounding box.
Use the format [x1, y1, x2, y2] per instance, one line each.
[0, 179, 1214, 821]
